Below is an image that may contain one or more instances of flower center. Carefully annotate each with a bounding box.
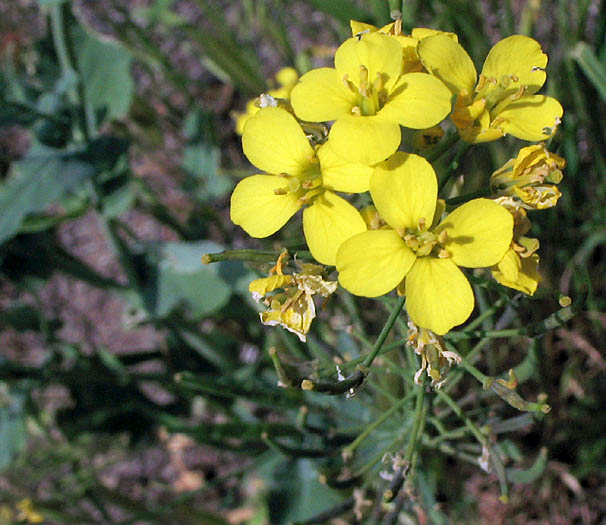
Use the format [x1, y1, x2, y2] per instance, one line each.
[272, 165, 324, 206]
[397, 218, 451, 258]
[474, 73, 527, 117]
[343, 66, 388, 116]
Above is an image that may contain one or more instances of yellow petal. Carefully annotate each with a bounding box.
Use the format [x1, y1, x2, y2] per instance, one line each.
[417, 34, 477, 95]
[380, 72, 452, 129]
[337, 229, 416, 297]
[350, 20, 378, 36]
[492, 251, 540, 295]
[275, 67, 299, 88]
[370, 152, 437, 230]
[496, 95, 563, 141]
[481, 35, 547, 96]
[405, 257, 474, 334]
[249, 275, 294, 301]
[329, 114, 401, 165]
[317, 143, 373, 193]
[242, 107, 315, 175]
[411, 27, 458, 42]
[260, 293, 315, 342]
[230, 175, 302, 237]
[335, 32, 403, 91]
[302, 191, 367, 265]
[290, 67, 357, 122]
[436, 198, 513, 267]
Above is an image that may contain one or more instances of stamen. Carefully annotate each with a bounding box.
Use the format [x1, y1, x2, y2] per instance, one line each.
[358, 66, 369, 96]
[342, 74, 357, 93]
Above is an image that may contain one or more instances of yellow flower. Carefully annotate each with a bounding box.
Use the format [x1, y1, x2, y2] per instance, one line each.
[336, 152, 513, 334]
[233, 67, 299, 135]
[230, 107, 368, 265]
[249, 256, 337, 342]
[491, 197, 541, 295]
[418, 34, 563, 143]
[290, 32, 452, 165]
[349, 20, 458, 74]
[15, 499, 43, 524]
[490, 144, 565, 209]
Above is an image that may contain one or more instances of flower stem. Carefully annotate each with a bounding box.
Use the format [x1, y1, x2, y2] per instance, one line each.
[362, 295, 406, 369]
[433, 388, 510, 502]
[202, 249, 312, 264]
[445, 187, 492, 206]
[438, 142, 471, 192]
[343, 389, 415, 456]
[404, 377, 426, 464]
[423, 130, 460, 163]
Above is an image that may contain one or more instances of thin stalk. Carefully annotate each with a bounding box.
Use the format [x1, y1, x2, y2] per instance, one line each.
[433, 388, 509, 502]
[438, 142, 470, 192]
[423, 131, 460, 163]
[343, 389, 415, 456]
[404, 377, 426, 464]
[363, 295, 406, 368]
[445, 187, 491, 206]
[202, 249, 312, 264]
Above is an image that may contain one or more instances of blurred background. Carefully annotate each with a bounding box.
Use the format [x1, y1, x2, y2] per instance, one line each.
[0, 0, 604, 523]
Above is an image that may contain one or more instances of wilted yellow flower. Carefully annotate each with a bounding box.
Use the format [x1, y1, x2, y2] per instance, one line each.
[290, 32, 452, 165]
[418, 34, 563, 143]
[491, 144, 565, 209]
[249, 256, 337, 342]
[407, 321, 461, 385]
[336, 152, 513, 334]
[491, 197, 541, 295]
[233, 67, 299, 135]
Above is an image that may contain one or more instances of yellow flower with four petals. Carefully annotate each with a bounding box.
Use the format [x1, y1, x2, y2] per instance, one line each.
[336, 152, 513, 334]
[418, 34, 563, 143]
[230, 107, 369, 265]
[290, 32, 452, 165]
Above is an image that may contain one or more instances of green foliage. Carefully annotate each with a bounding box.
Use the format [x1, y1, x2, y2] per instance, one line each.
[73, 26, 134, 121]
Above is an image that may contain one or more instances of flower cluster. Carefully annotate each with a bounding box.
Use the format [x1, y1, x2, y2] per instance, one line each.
[231, 20, 564, 341]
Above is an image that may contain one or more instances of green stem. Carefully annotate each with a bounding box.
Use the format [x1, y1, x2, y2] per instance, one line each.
[445, 327, 526, 340]
[445, 187, 491, 206]
[363, 295, 406, 368]
[343, 389, 415, 456]
[438, 142, 471, 192]
[405, 377, 426, 463]
[423, 131, 460, 163]
[202, 249, 313, 264]
[433, 388, 509, 502]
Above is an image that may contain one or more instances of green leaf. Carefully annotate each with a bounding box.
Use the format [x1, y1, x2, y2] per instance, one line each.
[73, 26, 134, 120]
[266, 459, 343, 524]
[144, 241, 232, 318]
[0, 150, 96, 245]
[181, 109, 232, 200]
[0, 383, 27, 469]
[571, 42, 606, 101]
[0, 304, 44, 332]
